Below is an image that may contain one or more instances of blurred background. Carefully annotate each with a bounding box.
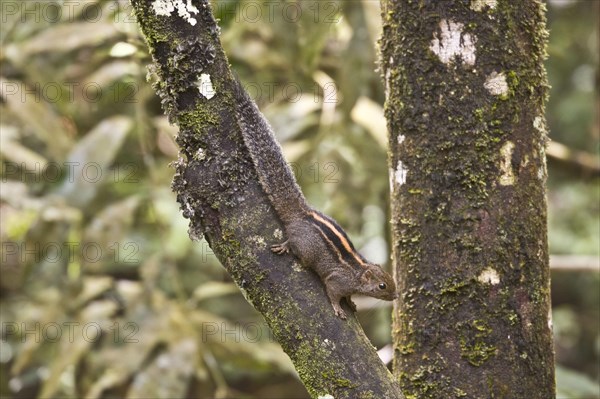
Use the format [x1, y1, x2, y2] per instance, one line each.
[0, 0, 597, 398]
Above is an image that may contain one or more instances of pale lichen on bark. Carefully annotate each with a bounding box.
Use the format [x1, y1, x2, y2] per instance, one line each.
[429, 19, 477, 66]
[499, 141, 516, 185]
[470, 0, 498, 12]
[152, 0, 199, 26]
[484, 72, 509, 96]
[477, 267, 501, 285]
[196, 73, 216, 99]
[395, 162, 408, 187]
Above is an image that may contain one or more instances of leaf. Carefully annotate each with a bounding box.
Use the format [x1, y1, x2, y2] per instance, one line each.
[0, 78, 72, 160]
[0, 124, 49, 172]
[37, 300, 118, 399]
[350, 96, 388, 149]
[153, 116, 179, 158]
[192, 282, 240, 303]
[10, 22, 121, 58]
[187, 311, 296, 376]
[264, 97, 321, 142]
[72, 276, 115, 309]
[58, 116, 132, 207]
[83, 292, 167, 398]
[83, 61, 140, 89]
[85, 369, 130, 399]
[9, 289, 63, 376]
[126, 339, 198, 399]
[280, 140, 311, 163]
[555, 364, 600, 399]
[58, 0, 102, 22]
[150, 189, 192, 259]
[84, 195, 141, 250]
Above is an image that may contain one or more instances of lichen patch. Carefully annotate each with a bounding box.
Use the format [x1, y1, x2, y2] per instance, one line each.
[395, 162, 408, 186]
[430, 20, 476, 66]
[384, 67, 392, 98]
[250, 235, 267, 250]
[471, 0, 497, 12]
[533, 116, 546, 134]
[322, 338, 336, 351]
[152, 0, 199, 26]
[194, 147, 206, 161]
[197, 73, 216, 100]
[484, 72, 508, 96]
[291, 261, 303, 273]
[477, 267, 500, 285]
[538, 148, 547, 181]
[499, 141, 515, 186]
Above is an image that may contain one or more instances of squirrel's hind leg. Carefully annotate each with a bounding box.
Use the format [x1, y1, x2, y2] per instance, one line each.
[271, 240, 290, 254]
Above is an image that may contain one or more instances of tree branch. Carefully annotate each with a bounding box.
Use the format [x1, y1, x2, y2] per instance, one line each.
[546, 141, 600, 177]
[129, 1, 403, 397]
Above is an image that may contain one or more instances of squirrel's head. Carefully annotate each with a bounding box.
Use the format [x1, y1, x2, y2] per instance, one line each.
[358, 266, 398, 301]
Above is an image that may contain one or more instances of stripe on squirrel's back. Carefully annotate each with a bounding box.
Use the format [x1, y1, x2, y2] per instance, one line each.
[311, 223, 354, 271]
[232, 78, 307, 224]
[309, 211, 368, 269]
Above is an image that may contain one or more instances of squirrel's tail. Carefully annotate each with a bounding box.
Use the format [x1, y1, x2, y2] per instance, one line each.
[232, 77, 308, 225]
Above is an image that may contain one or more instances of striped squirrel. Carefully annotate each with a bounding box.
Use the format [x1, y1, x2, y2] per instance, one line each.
[233, 79, 397, 319]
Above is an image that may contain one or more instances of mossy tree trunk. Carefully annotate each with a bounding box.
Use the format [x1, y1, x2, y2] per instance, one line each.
[130, 1, 404, 398]
[379, 0, 555, 398]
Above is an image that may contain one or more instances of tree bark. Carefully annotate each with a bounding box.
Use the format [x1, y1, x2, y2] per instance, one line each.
[380, 0, 555, 398]
[129, 1, 404, 398]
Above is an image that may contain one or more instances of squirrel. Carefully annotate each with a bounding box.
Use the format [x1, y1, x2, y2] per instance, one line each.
[232, 78, 398, 319]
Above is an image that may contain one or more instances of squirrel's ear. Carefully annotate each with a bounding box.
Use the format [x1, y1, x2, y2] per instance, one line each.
[361, 269, 373, 283]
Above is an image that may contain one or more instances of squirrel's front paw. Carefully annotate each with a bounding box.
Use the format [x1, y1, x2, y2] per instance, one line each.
[332, 303, 347, 320]
[270, 240, 290, 255]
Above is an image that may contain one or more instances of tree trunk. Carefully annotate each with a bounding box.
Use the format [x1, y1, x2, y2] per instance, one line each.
[129, 1, 404, 398]
[379, 0, 555, 397]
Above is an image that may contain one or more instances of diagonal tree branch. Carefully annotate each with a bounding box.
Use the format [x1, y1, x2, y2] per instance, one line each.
[129, 1, 404, 397]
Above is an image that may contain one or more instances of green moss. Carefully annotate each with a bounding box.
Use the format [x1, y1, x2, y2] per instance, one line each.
[473, 107, 485, 120]
[132, 4, 171, 45]
[321, 370, 354, 388]
[458, 320, 497, 367]
[399, 364, 443, 398]
[294, 338, 355, 397]
[177, 107, 219, 133]
[460, 339, 497, 366]
[440, 279, 469, 295]
[507, 70, 519, 90]
[398, 340, 415, 355]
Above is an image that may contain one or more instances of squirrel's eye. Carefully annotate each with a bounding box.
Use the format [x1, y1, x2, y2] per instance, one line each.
[378, 283, 387, 290]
